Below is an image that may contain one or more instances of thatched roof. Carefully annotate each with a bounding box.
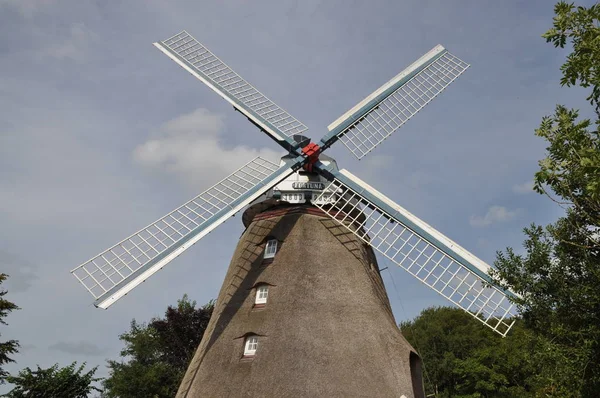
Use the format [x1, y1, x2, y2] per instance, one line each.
[178, 204, 424, 398]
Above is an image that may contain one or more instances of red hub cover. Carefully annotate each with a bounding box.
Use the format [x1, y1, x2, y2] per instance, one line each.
[301, 142, 321, 172]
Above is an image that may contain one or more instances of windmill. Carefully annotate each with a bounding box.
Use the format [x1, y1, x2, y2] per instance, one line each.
[71, 31, 518, 398]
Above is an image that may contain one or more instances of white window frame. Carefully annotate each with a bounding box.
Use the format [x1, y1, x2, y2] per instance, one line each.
[255, 285, 268, 305]
[264, 239, 278, 259]
[244, 336, 258, 356]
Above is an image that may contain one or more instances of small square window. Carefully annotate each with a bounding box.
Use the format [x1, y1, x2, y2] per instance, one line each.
[255, 285, 269, 305]
[244, 336, 258, 356]
[264, 239, 278, 259]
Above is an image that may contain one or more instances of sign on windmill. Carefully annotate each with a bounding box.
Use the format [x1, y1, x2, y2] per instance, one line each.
[71, 31, 518, 398]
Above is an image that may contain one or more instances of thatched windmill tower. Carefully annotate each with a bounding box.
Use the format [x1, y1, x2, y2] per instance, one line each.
[71, 31, 518, 398]
[177, 155, 424, 397]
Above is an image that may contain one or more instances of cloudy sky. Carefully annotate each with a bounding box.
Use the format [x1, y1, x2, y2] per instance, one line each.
[0, 0, 594, 387]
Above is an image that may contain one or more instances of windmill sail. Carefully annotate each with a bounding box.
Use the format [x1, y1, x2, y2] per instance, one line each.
[154, 31, 307, 151]
[320, 45, 469, 159]
[314, 167, 517, 336]
[71, 157, 294, 309]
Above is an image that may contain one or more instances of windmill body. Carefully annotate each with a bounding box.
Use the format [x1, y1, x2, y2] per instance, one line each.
[178, 190, 422, 397]
[71, 30, 519, 397]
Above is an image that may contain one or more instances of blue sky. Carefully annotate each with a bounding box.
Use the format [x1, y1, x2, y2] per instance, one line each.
[0, 0, 595, 387]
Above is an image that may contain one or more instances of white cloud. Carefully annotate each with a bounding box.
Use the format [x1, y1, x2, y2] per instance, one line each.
[512, 180, 534, 194]
[363, 154, 394, 170]
[0, 115, 138, 226]
[19, 344, 36, 353]
[0, 0, 53, 18]
[49, 341, 106, 356]
[38, 22, 96, 62]
[476, 237, 489, 248]
[469, 205, 521, 227]
[133, 108, 281, 189]
[0, 250, 37, 293]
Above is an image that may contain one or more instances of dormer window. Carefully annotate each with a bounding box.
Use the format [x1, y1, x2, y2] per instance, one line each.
[264, 239, 278, 259]
[244, 335, 258, 357]
[255, 285, 269, 305]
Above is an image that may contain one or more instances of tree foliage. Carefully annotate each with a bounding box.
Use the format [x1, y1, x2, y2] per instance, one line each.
[102, 295, 213, 398]
[535, 1, 600, 242]
[3, 362, 101, 398]
[0, 274, 19, 383]
[491, 2, 600, 396]
[401, 307, 542, 398]
[543, 1, 600, 116]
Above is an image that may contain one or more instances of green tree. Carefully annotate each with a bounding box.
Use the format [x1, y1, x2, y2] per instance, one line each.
[535, 1, 600, 243]
[3, 362, 101, 398]
[543, 1, 600, 118]
[103, 295, 213, 398]
[400, 307, 541, 398]
[0, 274, 19, 383]
[491, 2, 600, 396]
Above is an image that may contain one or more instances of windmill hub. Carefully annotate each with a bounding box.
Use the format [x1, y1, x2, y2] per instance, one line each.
[301, 141, 321, 172]
[292, 133, 321, 172]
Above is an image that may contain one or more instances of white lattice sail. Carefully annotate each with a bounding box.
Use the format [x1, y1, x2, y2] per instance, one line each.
[314, 169, 517, 336]
[154, 31, 308, 145]
[71, 157, 293, 309]
[325, 45, 469, 159]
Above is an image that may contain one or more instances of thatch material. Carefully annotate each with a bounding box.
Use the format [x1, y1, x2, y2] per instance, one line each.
[177, 204, 424, 398]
